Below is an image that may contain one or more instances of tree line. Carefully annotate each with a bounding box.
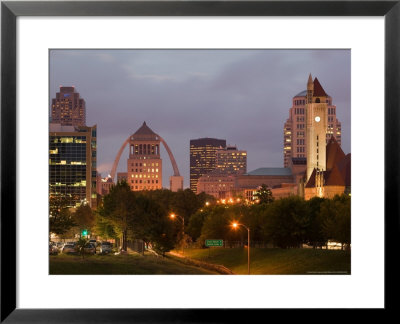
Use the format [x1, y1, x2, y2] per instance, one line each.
[50, 182, 350, 254]
[190, 194, 350, 249]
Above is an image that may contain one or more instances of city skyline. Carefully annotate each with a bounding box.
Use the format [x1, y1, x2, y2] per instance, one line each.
[50, 49, 351, 188]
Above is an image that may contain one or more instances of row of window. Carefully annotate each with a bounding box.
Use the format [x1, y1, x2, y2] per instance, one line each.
[296, 147, 305, 153]
[130, 162, 159, 167]
[130, 174, 159, 179]
[294, 108, 305, 114]
[131, 179, 159, 184]
[328, 107, 336, 115]
[294, 99, 305, 106]
[131, 185, 160, 190]
[130, 168, 159, 173]
[51, 138, 87, 144]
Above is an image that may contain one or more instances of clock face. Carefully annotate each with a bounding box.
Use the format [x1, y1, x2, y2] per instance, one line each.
[315, 116, 321, 122]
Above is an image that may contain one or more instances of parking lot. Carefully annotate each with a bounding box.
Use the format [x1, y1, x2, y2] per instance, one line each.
[49, 240, 116, 256]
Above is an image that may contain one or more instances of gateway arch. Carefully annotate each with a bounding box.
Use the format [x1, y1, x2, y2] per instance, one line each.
[110, 122, 183, 191]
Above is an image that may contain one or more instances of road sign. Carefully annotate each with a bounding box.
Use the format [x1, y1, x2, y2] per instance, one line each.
[205, 239, 223, 247]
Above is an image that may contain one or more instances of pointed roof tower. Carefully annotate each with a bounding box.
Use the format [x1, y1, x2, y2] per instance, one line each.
[313, 77, 328, 97]
[307, 73, 313, 86]
[326, 136, 345, 170]
[132, 121, 158, 140]
[325, 164, 346, 186]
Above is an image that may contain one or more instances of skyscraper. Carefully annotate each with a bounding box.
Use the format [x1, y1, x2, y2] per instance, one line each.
[49, 123, 97, 208]
[127, 122, 162, 191]
[190, 138, 226, 192]
[51, 86, 86, 126]
[283, 76, 341, 168]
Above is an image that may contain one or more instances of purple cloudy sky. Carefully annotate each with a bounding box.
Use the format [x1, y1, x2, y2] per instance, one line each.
[50, 49, 351, 188]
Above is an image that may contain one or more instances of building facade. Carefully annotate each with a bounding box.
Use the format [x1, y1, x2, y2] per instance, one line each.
[305, 75, 329, 180]
[196, 171, 236, 198]
[283, 76, 341, 168]
[304, 137, 351, 199]
[196, 167, 296, 200]
[49, 123, 97, 208]
[51, 86, 86, 126]
[216, 145, 247, 174]
[170, 176, 184, 192]
[127, 122, 162, 191]
[190, 138, 226, 193]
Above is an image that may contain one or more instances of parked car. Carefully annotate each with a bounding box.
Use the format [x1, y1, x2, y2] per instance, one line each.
[89, 239, 97, 247]
[99, 242, 113, 254]
[83, 243, 96, 255]
[62, 244, 78, 254]
[49, 243, 58, 255]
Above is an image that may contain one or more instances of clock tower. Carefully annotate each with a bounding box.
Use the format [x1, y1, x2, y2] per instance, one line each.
[306, 74, 328, 181]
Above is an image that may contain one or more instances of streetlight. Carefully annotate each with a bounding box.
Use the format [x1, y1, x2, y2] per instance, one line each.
[232, 222, 250, 275]
[170, 213, 185, 254]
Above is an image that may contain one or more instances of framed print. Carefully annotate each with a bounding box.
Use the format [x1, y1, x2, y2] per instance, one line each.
[1, 0, 399, 322]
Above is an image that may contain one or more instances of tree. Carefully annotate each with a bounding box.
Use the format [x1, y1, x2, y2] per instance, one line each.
[241, 203, 270, 243]
[49, 196, 76, 237]
[76, 237, 88, 259]
[74, 204, 96, 236]
[95, 212, 118, 241]
[199, 206, 240, 245]
[320, 194, 351, 249]
[99, 181, 136, 251]
[305, 197, 328, 248]
[49, 208, 76, 237]
[171, 189, 202, 229]
[254, 184, 274, 204]
[130, 193, 178, 256]
[262, 196, 308, 248]
[196, 192, 216, 207]
[187, 209, 208, 242]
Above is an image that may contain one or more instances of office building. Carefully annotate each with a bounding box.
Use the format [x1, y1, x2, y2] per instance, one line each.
[49, 123, 97, 208]
[51, 86, 86, 126]
[216, 145, 247, 174]
[190, 137, 226, 193]
[127, 122, 162, 191]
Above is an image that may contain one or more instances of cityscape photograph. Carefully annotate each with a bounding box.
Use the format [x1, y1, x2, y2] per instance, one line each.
[49, 49, 351, 275]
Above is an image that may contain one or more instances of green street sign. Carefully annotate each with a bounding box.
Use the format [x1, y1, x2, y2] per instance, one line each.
[205, 239, 223, 247]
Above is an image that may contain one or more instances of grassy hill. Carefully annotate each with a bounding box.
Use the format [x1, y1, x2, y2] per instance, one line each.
[176, 247, 351, 275]
[49, 252, 217, 275]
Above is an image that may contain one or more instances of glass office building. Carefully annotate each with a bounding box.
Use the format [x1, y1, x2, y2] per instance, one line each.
[49, 123, 97, 208]
[189, 138, 226, 193]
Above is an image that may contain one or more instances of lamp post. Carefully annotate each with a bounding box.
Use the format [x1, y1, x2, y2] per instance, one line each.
[170, 213, 185, 254]
[232, 222, 250, 275]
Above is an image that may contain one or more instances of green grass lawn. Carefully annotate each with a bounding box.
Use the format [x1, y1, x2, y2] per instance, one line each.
[49, 252, 217, 275]
[176, 247, 351, 275]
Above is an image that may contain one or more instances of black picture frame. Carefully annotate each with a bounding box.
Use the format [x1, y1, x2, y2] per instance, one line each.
[1, 0, 399, 322]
